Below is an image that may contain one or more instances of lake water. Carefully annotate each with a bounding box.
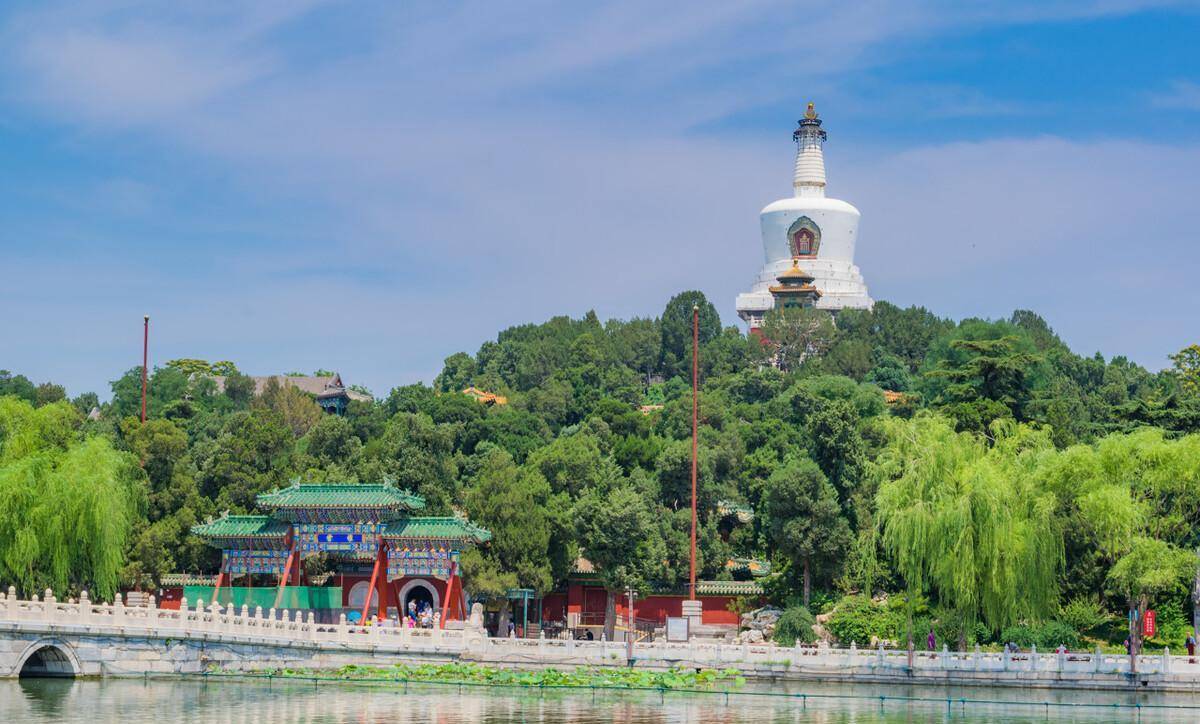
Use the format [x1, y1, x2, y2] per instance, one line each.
[4, 677, 1200, 722]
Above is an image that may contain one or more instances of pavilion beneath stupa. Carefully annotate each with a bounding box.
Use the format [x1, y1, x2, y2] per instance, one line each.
[189, 482, 491, 625]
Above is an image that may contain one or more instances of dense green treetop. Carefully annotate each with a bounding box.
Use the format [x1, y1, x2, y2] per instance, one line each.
[1, 293, 1197, 649]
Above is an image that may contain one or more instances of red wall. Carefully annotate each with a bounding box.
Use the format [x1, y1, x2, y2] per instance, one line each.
[542, 583, 749, 626]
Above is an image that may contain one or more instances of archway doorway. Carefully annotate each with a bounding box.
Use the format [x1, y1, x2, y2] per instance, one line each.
[399, 579, 439, 621]
[18, 644, 77, 678]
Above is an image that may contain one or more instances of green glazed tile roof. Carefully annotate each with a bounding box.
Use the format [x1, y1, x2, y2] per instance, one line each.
[383, 517, 492, 544]
[191, 515, 290, 539]
[256, 482, 425, 510]
[696, 580, 764, 596]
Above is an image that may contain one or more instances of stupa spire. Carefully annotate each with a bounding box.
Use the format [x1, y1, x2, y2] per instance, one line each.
[792, 102, 827, 198]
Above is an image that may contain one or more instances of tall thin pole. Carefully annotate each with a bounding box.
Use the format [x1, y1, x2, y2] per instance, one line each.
[141, 315, 150, 422]
[690, 304, 699, 601]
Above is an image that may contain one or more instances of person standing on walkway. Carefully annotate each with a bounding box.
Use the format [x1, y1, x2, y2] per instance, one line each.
[926, 628, 936, 655]
[1186, 633, 1196, 664]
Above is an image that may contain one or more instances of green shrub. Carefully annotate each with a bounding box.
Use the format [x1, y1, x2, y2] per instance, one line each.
[1058, 596, 1107, 634]
[826, 595, 901, 645]
[773, 606, 816, 646]
[999, 621, 1082, 651]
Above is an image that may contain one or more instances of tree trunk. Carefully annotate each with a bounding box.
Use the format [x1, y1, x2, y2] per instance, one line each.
[1192, 554, 1200, 642]
[604, 590, 617, 641]
[497, 600, 512, 637]
[906, 606, 914, 669]
[802, 557, 811, 609]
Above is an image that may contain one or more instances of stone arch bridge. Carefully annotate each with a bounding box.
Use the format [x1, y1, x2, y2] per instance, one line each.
[0, 587, 468, 678]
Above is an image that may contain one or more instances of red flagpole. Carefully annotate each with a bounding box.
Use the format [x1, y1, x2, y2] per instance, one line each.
[141, 315, 149, 423]
[690, 304, 699, 601]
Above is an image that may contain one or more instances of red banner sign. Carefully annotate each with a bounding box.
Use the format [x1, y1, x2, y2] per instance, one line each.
[1143, 609, 1156, 638]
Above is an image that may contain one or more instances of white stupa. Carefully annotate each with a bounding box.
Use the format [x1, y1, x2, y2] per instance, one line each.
[735, 104, 872, 330]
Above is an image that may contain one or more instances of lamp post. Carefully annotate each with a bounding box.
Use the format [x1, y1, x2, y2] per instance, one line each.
[690, 304, 698, 600]
[626, 587, 637, 663]
[140, 315, 150, 423]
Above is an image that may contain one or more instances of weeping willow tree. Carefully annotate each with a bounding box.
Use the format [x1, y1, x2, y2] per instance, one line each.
[875, 415, 1063, 648]
[0, 398, 142, 600]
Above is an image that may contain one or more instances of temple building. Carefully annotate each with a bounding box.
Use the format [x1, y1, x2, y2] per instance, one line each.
[768, 258, 822, 310]
[212, 373, 371, 415]
[735, 103, 872, 331]
[187, 482, 491, 625]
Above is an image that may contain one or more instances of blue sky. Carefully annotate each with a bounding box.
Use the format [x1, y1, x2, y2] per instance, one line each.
[2, 1, 1198, 398]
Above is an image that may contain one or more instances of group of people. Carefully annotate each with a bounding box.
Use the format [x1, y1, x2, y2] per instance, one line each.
[406, 599, 436, 629]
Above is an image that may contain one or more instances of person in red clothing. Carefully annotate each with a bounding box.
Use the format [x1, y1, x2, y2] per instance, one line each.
[1186, 633, 1196, 664]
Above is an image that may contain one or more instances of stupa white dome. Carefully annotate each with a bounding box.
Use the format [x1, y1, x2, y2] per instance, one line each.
[736, 104, 872, 329]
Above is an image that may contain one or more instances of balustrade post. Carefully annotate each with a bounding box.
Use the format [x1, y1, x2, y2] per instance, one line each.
[849, 641, 857, 670]
[1163, 647, 1171, 674]
[1030, 644, 1038, 672]
[973, 643, 981, 671]
[114, 592, 126, 627]
[76, 590, 90, 625]
[566, 635, 575, 655]
[1057, 647, 1066, 672]
[147, 595, 157, 627]
[1093, 645, 1103, 673]
[43, 589, 55, 622]
[876, 641, 884, 667]
[942, 644, 949, 670]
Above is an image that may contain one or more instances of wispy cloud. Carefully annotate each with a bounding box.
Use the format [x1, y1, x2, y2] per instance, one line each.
[0, 0, 1196, 396]
[1151, 80, 1200, 111]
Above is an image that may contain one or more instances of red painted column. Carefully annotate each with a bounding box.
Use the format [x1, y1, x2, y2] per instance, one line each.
[361, 539, 387, 623]
[439, 560, 458, 628]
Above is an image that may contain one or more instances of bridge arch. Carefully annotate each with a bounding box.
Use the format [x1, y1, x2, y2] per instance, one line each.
[15, 639, 80, 678]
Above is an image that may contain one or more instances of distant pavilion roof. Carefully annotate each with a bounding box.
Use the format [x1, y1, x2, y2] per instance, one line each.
[191, 514, 290, 540]
[384, 517, 493, 544]
[257, 482, 425, 511]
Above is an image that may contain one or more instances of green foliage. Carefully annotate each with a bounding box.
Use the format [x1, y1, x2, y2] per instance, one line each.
[1106, 537, 1193, 605]
[826, 595, 902, 645]
[757, 307, 837, 372]
[1058, 596, 1108, 635]
[1, 293, 1196, 633]
[876, 416, 1063, 641]
[999, 621, 1082, 651]
[0, 398, 141, 600]
[773, 606, 816, 646]
[260, 662, 743, 690]
[659, 291, 720, 379]
[764, 457, 851, 606]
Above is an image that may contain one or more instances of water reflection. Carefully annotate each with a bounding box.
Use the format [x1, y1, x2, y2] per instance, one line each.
[5, 677, 1200, 723]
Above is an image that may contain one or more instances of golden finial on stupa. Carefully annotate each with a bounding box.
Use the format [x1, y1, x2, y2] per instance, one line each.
[805, 102, 817, 120]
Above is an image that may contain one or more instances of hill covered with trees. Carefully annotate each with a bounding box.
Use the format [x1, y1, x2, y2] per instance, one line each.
[2, 292, 1198, 648]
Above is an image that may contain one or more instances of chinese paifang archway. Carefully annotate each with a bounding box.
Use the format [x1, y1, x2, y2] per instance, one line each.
[191, 482, 491, 626]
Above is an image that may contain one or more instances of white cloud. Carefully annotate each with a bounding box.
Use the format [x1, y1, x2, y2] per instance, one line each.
[1151, 80, 1200, 111]
[1, 0, 1197, 397]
